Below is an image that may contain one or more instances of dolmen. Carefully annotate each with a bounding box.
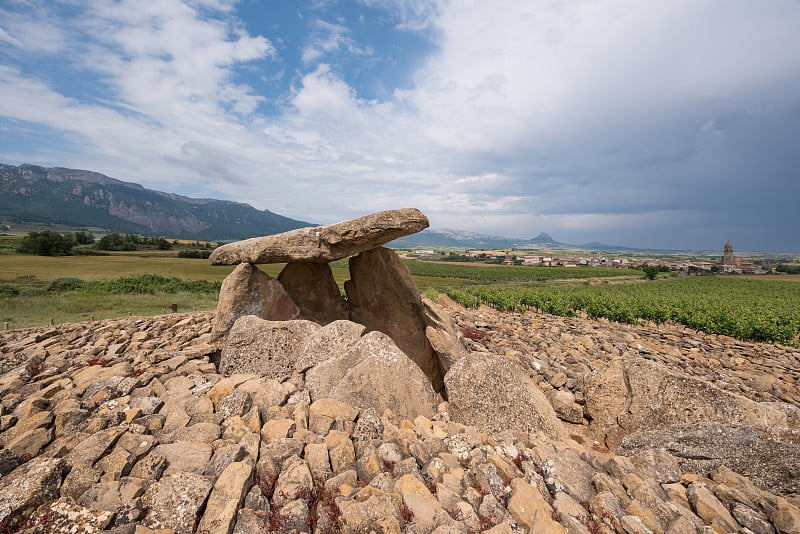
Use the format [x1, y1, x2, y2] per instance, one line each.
[208, 208, 471, 420]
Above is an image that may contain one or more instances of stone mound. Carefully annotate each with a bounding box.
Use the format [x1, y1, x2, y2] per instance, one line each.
[1, 308, 800, 533]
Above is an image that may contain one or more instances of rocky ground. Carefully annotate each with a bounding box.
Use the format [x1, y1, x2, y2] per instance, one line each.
[1, 307, 799, 533]
[450, 302, 800, 411]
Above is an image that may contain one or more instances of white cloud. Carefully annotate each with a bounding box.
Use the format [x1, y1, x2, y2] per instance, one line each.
[72, 0, 275, 124]
[358, 0, 441, 31]
[1, 0, 799, 249]
[0, 7, 69, 53]
[292, 64, 358, 118]
[301, 19, 370, 65]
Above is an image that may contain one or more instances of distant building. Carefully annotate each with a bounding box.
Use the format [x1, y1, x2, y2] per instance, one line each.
[722, 241, 736, 266]
[719, 241, 757, 274]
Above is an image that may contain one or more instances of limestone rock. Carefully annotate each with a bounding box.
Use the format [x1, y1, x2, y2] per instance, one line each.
[507, 477, 553, 531]
[346, 246, 444, 391]
[305, 330, 438, 420]
[272, 456, 313, 508]
[277, 262, 349, 325]
[339, 493, 401, 533]
[196, 461, 252, 534]
[219, 316, 319, 379]
[540, 448, 597, 504]
[0, 448, 21, 476]
[211, 263, 299, 339]
[686, 482, 738, 533]
[295, 320, 365, 373]
[548, 389, 584, 424]
[141, 471, 213, 533]
[150, 441, 213, 476]
[619, 422, 800, 495]
[26, 497, 114, 533]
[772, 498, 800, 534]
[209, 208, 429, 265]
[76, 478, 147, 523]
[0, 457, 68, 525]
[583, 355, 799, 450]
[421, 297, 470, 375]
[395, 474, 442, 531]
[444, 352, 565, 439]
[2, 284, 800, 534]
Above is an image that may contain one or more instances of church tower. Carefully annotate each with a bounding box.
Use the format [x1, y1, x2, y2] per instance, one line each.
[722, 241, 735, 266]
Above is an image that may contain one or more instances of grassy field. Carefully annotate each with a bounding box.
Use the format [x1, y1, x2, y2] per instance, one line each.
[0, 254, 619, 328]
[2, 252, 798, 346]
[0, 255, 351, 328]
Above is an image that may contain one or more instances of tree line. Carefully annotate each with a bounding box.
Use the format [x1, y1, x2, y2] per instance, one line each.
[16, 231, 172, 255]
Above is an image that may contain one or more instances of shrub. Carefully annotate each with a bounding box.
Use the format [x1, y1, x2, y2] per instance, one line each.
[178, 250, 211, 259]
[46, 278, 85, 292]
[89, 274, 220, 294]
[640, 265, 660, 280]
[0, 284, 19, 297]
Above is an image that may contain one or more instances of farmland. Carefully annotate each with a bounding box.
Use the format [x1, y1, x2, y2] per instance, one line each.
[405, 261, 642, 283]
[1, 250, 798, 345]
[441, 277, 800, 345]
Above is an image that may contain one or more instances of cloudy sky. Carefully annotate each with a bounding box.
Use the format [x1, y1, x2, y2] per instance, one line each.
[1, 0, 799, 251]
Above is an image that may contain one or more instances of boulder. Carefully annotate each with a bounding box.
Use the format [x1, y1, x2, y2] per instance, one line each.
[421, 297, 470, 375]
[209, 208, 429, 265]
[211, 263, 299, 339]
[277, 262, 349, 325]
[619, 422, 800, 495]
[141, 471, 213, 533]
[345, 247, 445, 392]
[444, 352, 565, 440]
[219, 316, 320, 379]
[295, 320, 365, 373]
[583, 356, 799, 450]
[305, 330, 439, 420]
[0, 457, 68, 525]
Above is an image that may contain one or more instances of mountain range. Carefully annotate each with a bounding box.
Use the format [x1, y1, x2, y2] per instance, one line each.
[1, 163, 680, 251]
[390, 228, 679, 253]
[0, 163, 310, 241]
[391, 228, 563, 250]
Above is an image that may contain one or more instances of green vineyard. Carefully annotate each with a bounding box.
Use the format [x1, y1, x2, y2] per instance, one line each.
[442, 277, 800, 345]
[404, 260, 641, 283]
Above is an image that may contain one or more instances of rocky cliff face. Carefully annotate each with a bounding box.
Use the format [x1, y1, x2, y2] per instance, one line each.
[1, 306, 798, 533]
[0, 163, 310, 240]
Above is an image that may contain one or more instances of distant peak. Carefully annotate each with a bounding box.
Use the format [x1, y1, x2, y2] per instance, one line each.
[530, 232, 556, 243]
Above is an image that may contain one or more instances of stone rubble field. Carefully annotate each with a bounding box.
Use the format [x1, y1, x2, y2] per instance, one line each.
[1, 306, 799, 534]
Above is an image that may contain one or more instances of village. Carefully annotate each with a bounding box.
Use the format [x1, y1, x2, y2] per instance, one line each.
[409, 240, 769, 274]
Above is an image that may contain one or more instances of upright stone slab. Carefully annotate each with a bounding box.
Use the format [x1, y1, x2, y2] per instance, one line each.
[421, 296, 470, 374]
[209, 208, 429, 265]
[211, 263, 299, 339]
[277, 262, 349, 325]
[344, 247, 445, 393]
